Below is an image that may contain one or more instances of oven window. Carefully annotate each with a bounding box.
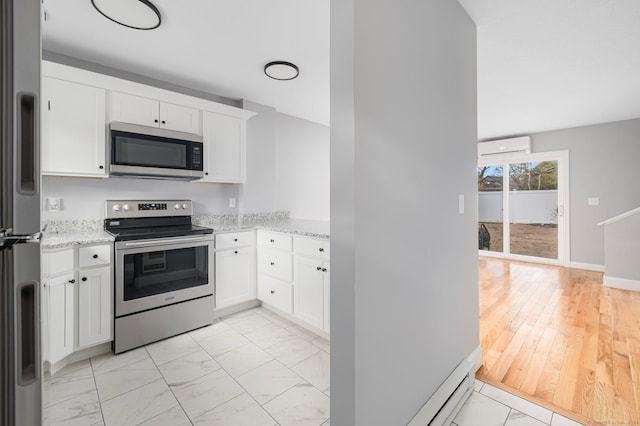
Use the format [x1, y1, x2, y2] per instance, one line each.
[123, 246, 208, 301]
[114, 135, 187, 169]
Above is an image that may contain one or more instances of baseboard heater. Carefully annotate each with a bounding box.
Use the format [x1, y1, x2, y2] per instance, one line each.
[407, 359, 474, 426]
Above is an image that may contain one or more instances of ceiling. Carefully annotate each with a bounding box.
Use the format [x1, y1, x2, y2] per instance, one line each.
[42, 1, 640, 139]
[41, 0, 329, 126]
[458, 0, 640, 140]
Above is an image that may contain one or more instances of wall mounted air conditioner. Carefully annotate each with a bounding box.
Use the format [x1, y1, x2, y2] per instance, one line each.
[477, 136, 531, 158]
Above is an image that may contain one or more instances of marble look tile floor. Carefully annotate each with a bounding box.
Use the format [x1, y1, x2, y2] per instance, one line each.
[44, 306, 583, 426]
[43, 307, 330, 426]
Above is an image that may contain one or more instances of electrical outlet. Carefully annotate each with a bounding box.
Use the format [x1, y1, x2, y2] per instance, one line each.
[46, 197, 62, 211]
[229, 197, 236, 209]
[587, 197, 599, 206]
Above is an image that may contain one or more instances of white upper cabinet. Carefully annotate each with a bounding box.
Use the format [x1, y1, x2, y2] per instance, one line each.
[41, 77, 107, 177]
[201, 111, 246, 183]
[110, 92, 201, 134]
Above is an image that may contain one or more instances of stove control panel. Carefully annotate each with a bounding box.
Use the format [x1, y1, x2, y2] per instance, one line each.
[106, 200, 193, 219]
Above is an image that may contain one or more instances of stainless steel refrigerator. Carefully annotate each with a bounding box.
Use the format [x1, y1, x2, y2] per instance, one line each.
[1, 0, 42, 425]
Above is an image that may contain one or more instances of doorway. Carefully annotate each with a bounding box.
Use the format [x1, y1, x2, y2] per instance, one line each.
[478, 151, 569, 265]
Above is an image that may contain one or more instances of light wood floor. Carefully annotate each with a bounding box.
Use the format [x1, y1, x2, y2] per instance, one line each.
[477, 257, 640, 425]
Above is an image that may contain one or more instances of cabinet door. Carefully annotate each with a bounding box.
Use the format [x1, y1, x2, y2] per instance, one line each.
[41, 77, 106, 176]
[160, 101, 200, 134]
[201, 111, 245, 183]
[77, 266, 112, 348]
[215, 247, 255, 309]
[110, 92, 159, 128]
[48, 273, 75, 365]
[294, 256, 324, 329]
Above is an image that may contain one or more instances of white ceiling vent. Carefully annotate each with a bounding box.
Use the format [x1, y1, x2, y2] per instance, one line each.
[478, 136, 531, 158]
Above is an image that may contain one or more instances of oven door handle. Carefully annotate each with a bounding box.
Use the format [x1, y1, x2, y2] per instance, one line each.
[119, 235, 213, 248]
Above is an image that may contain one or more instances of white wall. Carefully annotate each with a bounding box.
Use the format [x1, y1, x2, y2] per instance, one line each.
[605, 213, 640, 282]
[42, 176, 239, 221]
[275, 114, 330, 220]
[530, 118, 640, 265]
[242, 100, 330, 221]
[331, 0, 478, 424]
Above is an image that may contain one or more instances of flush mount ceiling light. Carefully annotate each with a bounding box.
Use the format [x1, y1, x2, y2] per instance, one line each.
[91, 0, 161, 30]
[264, 61, 299, 81]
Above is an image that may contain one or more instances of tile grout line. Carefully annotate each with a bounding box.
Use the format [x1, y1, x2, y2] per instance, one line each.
[89, 357, 108, 426]
[141, 346, 194, 426]
[188, 331, 283, 426]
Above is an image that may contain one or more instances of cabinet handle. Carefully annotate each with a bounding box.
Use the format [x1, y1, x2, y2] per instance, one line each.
[92, 254, 98, 259]
[319, 248, 324, 252]
[270, 239, 275, 243]
[316, 266, 322, 271]
[99, 165, 104, 170]
[154, 119, 159, 123]
[234, 238, 238, 242]
[161, 120, 166, 124]
[68, 279, 75, 284]
[270, 262, 275, 266]
[234, 250, 238, 254]
[322, 268, 327, 272]
[270, 290, 275, 294]
[205, 172, 209, 176]
[81, 277, 87, 282]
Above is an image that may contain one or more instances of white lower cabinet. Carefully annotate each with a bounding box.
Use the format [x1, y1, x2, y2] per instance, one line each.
[293, 256, 326, 330]
[42, 243, 113, 368]
[293, 236, 330, 333]
[215, 247, 256, 309]
[258, 275, 293, 315]
[47, 272, 75, 365]
[77, 266, 112, 347]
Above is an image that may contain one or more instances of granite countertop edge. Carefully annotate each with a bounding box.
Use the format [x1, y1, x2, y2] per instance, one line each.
[41, 219, 329, 249]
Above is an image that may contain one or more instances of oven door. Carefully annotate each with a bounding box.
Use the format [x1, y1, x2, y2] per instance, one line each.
[115, 235, 214, 317]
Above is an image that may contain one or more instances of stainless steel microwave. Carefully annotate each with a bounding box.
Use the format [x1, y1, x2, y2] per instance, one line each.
[109, 122, 204, 180]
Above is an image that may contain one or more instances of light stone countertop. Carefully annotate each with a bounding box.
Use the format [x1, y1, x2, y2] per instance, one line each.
[41, 231, 115, 250]
[205, 219, 330, 239]
[40, 218, 329, 249]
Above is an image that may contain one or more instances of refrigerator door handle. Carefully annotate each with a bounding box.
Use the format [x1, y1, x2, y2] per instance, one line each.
[16, 92, 38, 195]
[16, 281, 40, 386]
[0, 228, 41, 250]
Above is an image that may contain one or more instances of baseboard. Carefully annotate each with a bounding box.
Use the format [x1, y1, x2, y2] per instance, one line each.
[468, 345, 483, 372]
[568, 261, 605, 272]
[48, 342, 111, 375]
[260, 302, 329, 340]
[407, 345, 480, 426]
[604, 275, 640, 292]
[213, 300, 260, 319]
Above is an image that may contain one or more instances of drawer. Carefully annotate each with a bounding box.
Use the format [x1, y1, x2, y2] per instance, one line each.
[258, 248, 292, 282]
[257, 231, 292, 252]
[258, 275, 293, 315]
[294, 236, 329, 260]
[42, 248, 74, 276]
[216, 231, 255, 249]
[78, 244, 111, 268]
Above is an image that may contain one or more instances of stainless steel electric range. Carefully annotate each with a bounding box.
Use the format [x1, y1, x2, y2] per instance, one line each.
[105, 200, 214, 354]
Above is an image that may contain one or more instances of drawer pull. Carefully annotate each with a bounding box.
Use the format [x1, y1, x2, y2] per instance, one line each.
[92, 254, 98, 259]
[270, 239, 275, 243]
[234, 251, 238, 254]
[322, 268, 327, 272]
[68, 279, 75, 284]
[81, 277, 87, 282]
[234, 238, 238, 242]
[270, 290, 275, 294]
[270, 262, 275, 266]
[316, 266, 322, 271]
[319, 248, 325, 252]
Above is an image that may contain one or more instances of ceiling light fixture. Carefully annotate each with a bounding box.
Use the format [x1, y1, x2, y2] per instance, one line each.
[264, 61, 299, 81]
[91, 0, 161, 30]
